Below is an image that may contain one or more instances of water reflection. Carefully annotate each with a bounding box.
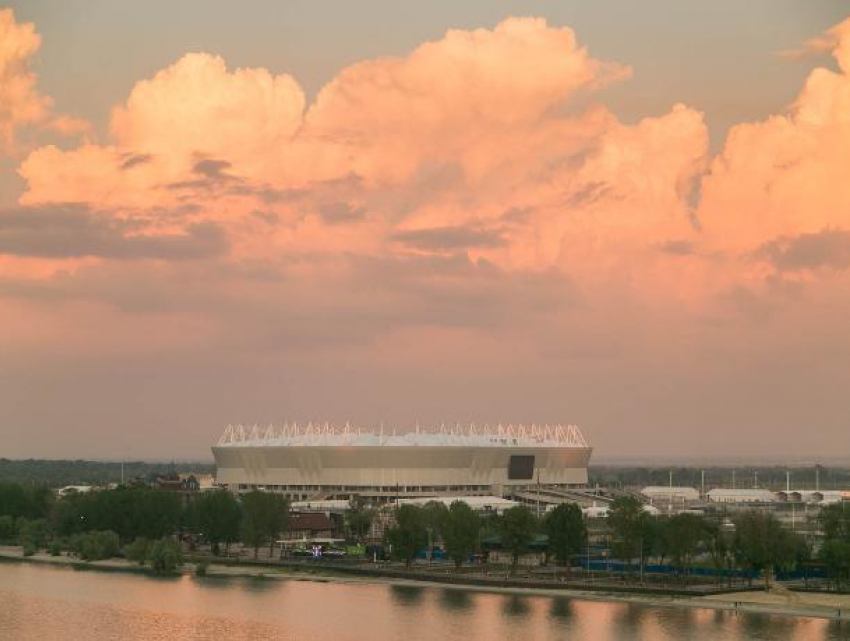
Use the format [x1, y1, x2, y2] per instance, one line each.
[826, 619, 849, 639]
[502, 594, 530, 618]
[740, 611, 798, 640]
[439, 588, 472, 611]
[549, 597, 573, 620]
[390, 584, 424, 606]
[613, 601, 648, 633]
[0, 562, 845, 641]
[655, 606, 697, 638]
[191, 575, 238, 591]
[241, 576, 279, 594]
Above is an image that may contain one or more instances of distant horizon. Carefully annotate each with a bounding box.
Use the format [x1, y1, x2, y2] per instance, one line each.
[5, 452, 850, 469]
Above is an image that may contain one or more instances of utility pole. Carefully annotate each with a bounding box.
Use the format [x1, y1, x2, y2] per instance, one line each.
[536, 469, 541, 517]
[669, 469, 673, 513]
[754, 471, 758, 489]
[732, 469, 736, 490]
[786, 470, 790, 492]
[701, 470, 705, 498]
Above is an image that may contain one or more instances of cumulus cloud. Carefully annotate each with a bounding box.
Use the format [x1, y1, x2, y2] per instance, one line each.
[5, 18, 849, 354]
[6, 14, 850, 458]
[0, 9, 49, 150]
[17, 17, 707, 284]
[0, 9, 88, 153]
[700, 16, 850, 266]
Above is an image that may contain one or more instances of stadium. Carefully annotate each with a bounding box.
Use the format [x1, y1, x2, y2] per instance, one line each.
[212, 422, 592, 502]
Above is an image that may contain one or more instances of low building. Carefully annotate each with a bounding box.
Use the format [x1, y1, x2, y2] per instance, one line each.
[641, 486, 700, 503]
[706, 489, 775, 503]
[291, 499, 351, 513]
[581, 504, 659, 518]
[286, 513, 336, 540]
[582, 505, 610, 518]
[57, 485, 93, 497]
[776, 490, 843, 504]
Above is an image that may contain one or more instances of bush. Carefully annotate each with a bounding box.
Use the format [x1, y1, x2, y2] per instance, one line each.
[124, 538, 152, 565]
[72, 530, 120, 561]
[150, 538, 183, 575]
[49, 541, 63, 556]
[195, 560, 209, 577]
[22, 539, 37, 556]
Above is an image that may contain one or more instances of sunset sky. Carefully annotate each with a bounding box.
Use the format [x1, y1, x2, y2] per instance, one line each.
[2, 1, 850, 460]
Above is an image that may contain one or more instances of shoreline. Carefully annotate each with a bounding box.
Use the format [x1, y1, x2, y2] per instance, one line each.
[1, 546, 848, 622]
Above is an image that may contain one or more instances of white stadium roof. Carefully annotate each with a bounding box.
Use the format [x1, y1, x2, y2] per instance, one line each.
[217, 422, 589, 449]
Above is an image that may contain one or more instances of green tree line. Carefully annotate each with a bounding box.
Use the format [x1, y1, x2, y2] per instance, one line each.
[0, 482, 288, 572]
[385, 502, 586, 575]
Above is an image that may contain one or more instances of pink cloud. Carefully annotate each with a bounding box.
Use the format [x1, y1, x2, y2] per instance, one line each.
[5, 15, 850, 458]
[18, 17, 702, 282]
[700, 16, 850, 262]
[0, 9, 89, 154]
[9, 13, 850, 359]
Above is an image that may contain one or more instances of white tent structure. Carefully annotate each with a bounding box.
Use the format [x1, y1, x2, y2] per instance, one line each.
[641, 486, 700, 502]
[706, 488, 775, 503]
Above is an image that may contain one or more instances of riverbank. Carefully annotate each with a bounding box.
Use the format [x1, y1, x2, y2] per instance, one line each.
[1, 545, 848, 622]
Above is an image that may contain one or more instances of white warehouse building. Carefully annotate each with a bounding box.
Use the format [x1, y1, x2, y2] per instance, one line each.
[641, 486, 700, 503]
[213, 422, 592, 502]
[706, 489, 776, 504]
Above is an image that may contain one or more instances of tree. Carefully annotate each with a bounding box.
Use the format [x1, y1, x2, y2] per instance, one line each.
[50, 488, 182, 541]
[703, 519, 733, 586]
[0, 515, 15, 541]
[441, 501, 480, 569]
[265, 494, 290, 558]
[666, 513, 705, 583]
[544, 503, 586, 572]
[241, 491, 268, 559]
[345, 497, 376, 543]
[386, 505, 428, 567]
[0, 482, 53, 521]
[71, 530, 120, 561]
[422, 501, 448, 562]
[125, 538, 152, 565]
[192, 490, 242, 555]
[498, 506, 538, 575]
[608, 496, 649, 575]
[17, 518, 49, 550]
[820, 504, 850, 590]
[733, 511, 801, 590]
[240, 491, 288, 559]
[149, 538, 183, 574]
[651, 518, 672, 567]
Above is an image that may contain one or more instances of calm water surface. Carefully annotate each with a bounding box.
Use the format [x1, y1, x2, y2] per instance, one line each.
[0, 562, 847, 640]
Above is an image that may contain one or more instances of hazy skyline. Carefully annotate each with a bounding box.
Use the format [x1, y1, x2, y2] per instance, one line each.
[1, 3, 850, 460]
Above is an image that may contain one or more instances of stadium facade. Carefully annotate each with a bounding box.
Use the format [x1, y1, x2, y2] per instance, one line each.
[212, 422, 592, 502]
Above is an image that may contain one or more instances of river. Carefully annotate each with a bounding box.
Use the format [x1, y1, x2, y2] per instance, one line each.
[0, 562, 845, 640]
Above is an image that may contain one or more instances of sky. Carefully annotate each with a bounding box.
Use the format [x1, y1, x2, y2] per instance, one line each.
[1, 2, 850, 461]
